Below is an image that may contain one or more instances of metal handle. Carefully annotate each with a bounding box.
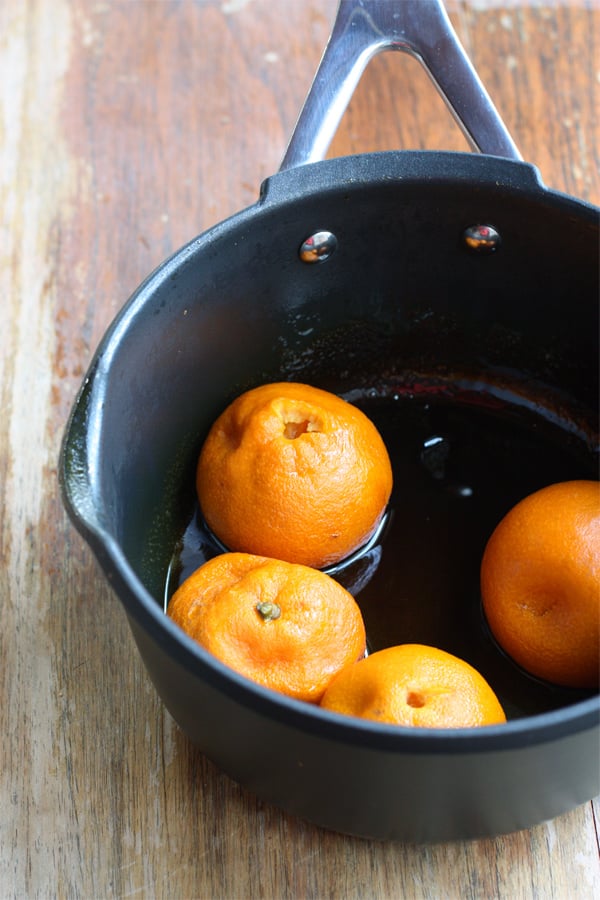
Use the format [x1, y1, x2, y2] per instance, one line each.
[280, 0, 521, 171]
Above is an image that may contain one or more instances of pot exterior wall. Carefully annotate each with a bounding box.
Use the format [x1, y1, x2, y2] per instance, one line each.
[127, 614, 600, 842]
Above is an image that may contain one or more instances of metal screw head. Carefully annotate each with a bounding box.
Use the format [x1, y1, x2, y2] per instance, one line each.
[299, 230, 338, 263]
[463, 224, 501, 253]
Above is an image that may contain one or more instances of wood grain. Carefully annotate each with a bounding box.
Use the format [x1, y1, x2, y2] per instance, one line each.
[1, 1, 598, 897]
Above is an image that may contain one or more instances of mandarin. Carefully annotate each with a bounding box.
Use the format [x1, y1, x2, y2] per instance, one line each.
[481, 480, 600, 688]
[167, 552, 366, 703]
[320, 644, 506, 727]
[196, 382, 392, 569]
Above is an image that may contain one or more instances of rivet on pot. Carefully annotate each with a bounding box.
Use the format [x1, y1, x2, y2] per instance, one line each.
[299, 231, 338, 263]
[463, 224, 501, 253]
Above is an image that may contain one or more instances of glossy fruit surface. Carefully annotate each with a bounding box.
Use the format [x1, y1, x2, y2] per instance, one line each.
[320, 643, 506, 727]
[481, 480, 600, 688]
[196, 382, 393, 569]
[167, 552, 366, 703]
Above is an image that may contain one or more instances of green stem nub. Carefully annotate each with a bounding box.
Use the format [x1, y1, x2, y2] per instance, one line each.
[256, 601, 281, 622]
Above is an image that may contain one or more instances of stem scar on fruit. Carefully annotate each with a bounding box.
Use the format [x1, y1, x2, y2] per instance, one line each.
[256, 601, 281, 621]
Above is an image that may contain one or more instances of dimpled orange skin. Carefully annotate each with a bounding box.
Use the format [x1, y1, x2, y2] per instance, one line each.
[319, 644, 506, 728]
[167, 552, 366, 703]
[196, 382, 393, 569]
[481, 480, 600, 689]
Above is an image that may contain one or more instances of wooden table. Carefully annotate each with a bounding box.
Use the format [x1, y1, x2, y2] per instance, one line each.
[2, 1, 598, 896]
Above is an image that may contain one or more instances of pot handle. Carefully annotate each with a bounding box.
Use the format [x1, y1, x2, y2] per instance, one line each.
[279, 0, 521, 171]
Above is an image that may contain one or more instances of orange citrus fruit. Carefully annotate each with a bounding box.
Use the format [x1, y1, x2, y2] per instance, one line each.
[196, 382, 393, 569]
[319, 644, 506, 727]
[481, 480, 600, 689]
[167, 552, 366, 703]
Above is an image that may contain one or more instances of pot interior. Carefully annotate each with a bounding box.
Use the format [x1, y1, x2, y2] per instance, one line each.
[72, 153, 599, 724]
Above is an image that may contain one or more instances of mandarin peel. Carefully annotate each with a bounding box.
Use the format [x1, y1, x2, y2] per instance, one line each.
[167, 552, 366, 704]
[196, 382, 392, 568]
[481, 480, 599, 689]
[320, 644, 506, 728]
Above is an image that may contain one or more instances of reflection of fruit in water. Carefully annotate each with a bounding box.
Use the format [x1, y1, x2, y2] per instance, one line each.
[481, 480, 600, 688]
[167, 552, 366, 703]
[320, 644, 506, 727]
[196, 382, 393, 569]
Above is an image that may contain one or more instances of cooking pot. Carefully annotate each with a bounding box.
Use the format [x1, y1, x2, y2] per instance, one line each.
[60, 0, 599, 841]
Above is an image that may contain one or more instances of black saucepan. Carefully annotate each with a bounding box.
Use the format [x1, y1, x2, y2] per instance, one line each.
[60, 0, 599, 841]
